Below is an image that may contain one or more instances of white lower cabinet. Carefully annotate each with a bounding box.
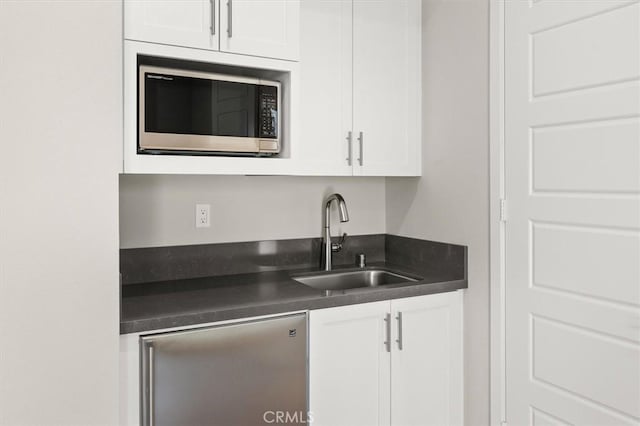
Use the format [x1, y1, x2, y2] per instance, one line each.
[309, 300, 391, 426]
[390, 293, 464, 426]
[309, 291, 463, 426]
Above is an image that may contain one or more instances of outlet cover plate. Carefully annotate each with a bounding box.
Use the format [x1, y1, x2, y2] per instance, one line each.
[195, 204, 210, 228]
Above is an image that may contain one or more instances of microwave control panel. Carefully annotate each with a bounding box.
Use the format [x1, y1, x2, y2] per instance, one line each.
[258, 86, 278, 139]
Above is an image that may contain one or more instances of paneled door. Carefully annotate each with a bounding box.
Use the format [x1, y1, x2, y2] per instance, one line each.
[505, 1, 640, 425]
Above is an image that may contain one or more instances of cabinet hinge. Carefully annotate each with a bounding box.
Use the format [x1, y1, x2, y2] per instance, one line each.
[499, 199, 507, 222]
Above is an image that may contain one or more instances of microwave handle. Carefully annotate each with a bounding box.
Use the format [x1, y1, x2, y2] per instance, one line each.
[227, 0, 233, 38]
[357, 131, 364, 166]
[210, 0, 215, 35]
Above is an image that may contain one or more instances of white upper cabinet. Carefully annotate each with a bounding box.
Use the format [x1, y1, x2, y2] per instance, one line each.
[123, 0, 420, 176]
[124, 0, 298, 61]
[297, 0, 421, 176]
[219, 0, 300, 61]
[125, 0, 217, 50]
[297, 0, 353, 176]
[352, 0, 421, 176]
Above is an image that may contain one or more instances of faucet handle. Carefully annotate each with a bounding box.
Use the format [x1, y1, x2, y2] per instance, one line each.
[331, 233, 347, 252]
[338, 232, 347, 245]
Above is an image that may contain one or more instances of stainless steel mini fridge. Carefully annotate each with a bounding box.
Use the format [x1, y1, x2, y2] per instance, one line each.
[140, 314, 307, 426]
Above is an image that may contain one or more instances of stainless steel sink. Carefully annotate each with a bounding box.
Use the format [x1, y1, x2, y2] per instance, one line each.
[292, 268, 422, 295]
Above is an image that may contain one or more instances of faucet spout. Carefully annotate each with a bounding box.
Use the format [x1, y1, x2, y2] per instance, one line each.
[325, 193, 349, 225]
[323, 193, 349, 271]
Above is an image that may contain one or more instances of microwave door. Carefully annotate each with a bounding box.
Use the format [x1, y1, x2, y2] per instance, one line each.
[139, 69, 270, 154]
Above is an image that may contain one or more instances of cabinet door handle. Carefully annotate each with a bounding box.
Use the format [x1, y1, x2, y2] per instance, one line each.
[396, 312, 403, 350]
[227, 0, 233, 37]
[357, 131, 364, 166]
[384, 313, 391, 352]
[210, 0, 216, 35]
[346, 131, 353, 166]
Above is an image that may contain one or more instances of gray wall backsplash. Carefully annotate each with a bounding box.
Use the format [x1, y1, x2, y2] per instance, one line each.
[119, 174, 386, 249]
[385, 234, 466, 282]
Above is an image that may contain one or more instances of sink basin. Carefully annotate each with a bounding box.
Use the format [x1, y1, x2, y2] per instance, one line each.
[292, 268, 422, 295]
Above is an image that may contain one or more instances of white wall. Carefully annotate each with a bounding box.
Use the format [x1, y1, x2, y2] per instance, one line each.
[385, 0, 490, 424]
[120, 175, 386, 248]
[0, 2, 121, 425]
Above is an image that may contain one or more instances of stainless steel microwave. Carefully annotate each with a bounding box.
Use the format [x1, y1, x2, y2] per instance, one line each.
[138, 65, 280, 156]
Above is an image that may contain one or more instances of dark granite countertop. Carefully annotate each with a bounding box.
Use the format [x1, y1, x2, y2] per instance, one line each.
[121, 261, 466, 334]
[120, 234, 468, 334]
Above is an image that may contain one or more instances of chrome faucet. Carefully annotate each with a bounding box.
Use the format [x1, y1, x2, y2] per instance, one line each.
[323, 193, 349, 271]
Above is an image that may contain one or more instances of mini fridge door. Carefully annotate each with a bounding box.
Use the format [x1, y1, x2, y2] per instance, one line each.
[141, 314, 307, 426]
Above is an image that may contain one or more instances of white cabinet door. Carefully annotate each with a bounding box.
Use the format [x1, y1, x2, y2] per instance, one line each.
[309, 293, 463, 426]
[220, 0, 299, 61]
[124, 0, 217, 50]
[296, 0, 353, 176]
[391, 292, 464, 426]
[309, 301, 391, 426]
[352, 0, 421, 176]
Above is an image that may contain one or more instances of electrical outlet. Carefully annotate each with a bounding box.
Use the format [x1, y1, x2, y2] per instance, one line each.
[195, 204, 210, 228]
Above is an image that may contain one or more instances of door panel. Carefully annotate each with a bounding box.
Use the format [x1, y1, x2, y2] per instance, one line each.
[532, 223, 639, 305]
[352, 0, 421, 176]
[505, 1, 640, 425]
[309, 301, 391, 426]
[124, 0, 216, 50]
[532, 316, 640, 418]
[531, 4, 639, 97]
[220, 0, 299, 60]
[297, 0, 353, 175]
[530, 386, 639, 426]
[390, 292, 463, 426]
[531, 119, 640, 193]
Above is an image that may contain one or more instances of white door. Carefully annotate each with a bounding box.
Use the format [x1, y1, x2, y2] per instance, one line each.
[124, 0, 217, 50]
[220, 0, 299, 60]
[391, 292, 464, 426]
[352, 0, 421, 176]
[309, 301, 391, 426]
[505, 1, 640, 425]
[296, 0, 353, 176]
